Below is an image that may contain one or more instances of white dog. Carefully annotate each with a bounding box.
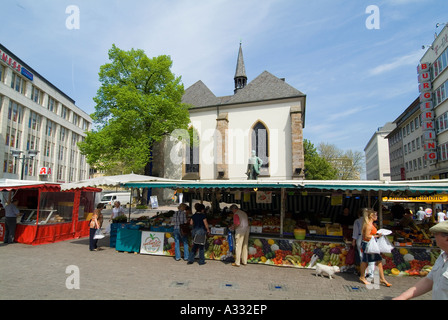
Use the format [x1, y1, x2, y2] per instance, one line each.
[314, 263, 340, 279]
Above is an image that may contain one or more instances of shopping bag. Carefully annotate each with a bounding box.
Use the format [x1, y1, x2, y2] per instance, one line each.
[377, 235, 394, 253]
[227, 230, 234, 252]
[193, 232, 206, 245]
[365, 237, 380, 254]
[345, 246, 355, 265]
[94, 228, 105, 240]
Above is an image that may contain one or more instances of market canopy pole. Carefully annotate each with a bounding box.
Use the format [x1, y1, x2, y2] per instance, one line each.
[378, 190, 383, 229]
[128, 188, 133, 222]
[280, 188, 285, 238]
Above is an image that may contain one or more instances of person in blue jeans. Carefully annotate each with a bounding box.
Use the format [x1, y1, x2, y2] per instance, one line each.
[187, 203, 210, 265]
[171, 203, 190, 261]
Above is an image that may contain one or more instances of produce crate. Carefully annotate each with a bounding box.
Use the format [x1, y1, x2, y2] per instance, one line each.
[109, 223, 128, 248]
[250, 226, 263, 233]
[211, 227, 227, 235]
[326, 224, 343, 236]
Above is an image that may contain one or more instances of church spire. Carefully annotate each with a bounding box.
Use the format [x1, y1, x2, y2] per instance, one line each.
[234, 42, 247, 93]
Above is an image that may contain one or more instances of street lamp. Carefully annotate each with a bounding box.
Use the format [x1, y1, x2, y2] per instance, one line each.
[11, 149, 39, 180]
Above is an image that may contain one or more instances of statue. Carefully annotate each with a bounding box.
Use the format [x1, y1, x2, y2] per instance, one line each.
[246, 150, 263, 180]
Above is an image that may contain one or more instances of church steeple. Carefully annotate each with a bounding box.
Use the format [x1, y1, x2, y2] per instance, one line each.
[234, 42, 247, 93]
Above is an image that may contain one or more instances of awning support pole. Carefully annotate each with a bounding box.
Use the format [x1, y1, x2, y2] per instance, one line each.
[378, 190, 383, 229]
[280, 188, 285, 238]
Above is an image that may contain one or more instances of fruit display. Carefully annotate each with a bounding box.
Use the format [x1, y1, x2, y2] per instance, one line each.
[247, 237, 347, 268]
[262, 215, 280, 234]
[394, 228, 432, 246]
[382, 247, 441, 277]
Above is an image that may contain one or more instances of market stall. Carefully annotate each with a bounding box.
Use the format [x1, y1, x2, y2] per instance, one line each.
[120, 178, 447, 276]
[0, 179, 101, 245]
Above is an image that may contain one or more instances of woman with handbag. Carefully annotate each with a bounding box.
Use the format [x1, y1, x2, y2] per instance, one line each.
[359, 208, 391, 287]
[89, 203, 104, 251]
[171, 203, 190, 261]
[187, 203, 210, 265]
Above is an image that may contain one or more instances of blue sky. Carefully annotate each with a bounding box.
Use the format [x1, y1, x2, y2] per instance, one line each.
[2, 0, 448, 155]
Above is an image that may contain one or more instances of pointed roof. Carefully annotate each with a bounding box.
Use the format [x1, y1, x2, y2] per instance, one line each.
[228, 71, 304, 104]
[183, 71, 305, 107]
[234, 43, 247, 79]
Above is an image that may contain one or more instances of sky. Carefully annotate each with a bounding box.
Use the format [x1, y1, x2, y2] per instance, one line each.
[2, 0, 448, 156]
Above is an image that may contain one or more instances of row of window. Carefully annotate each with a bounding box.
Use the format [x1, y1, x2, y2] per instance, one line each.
[1, 65, 90, 131]
[432, 45, 448, 79]
[434, 78, 448, 107]
[389, 115, 421, 147]
[3, 155, 84, 182]
[438, 141, 448, 162]
[4, 97, 82, 146]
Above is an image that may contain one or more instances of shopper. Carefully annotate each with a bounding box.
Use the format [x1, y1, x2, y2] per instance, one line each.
[416, 207, 426, 221]
[187, 203, 210, 265]
[110, 201, 125, 221]
[436, 208, 446, 223]
[4, 199, 21, 244]
[89, 203, 104, 251]
[359, 208, 392, 287]
[229, 204, 249, 267]
[352, 208, 365, 269]
[393, 220, 448, 300]
[171, 203, 190, 261]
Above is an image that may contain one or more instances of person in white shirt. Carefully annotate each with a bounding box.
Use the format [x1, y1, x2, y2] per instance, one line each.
[110, 201, 125, 221]
[437, 209, 446, 223]
[416, 207, 426, 221]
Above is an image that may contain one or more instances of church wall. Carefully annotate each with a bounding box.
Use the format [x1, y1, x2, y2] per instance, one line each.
[188, 100, 298, 180]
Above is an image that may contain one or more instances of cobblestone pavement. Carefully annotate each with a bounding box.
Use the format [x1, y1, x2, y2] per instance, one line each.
[0, 209, 433, 315]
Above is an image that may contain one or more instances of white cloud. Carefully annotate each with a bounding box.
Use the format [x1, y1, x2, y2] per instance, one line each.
[368, 50, 422, 76]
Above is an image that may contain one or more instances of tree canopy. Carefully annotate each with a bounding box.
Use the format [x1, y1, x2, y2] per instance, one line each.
[303, 139, 338, 180]
[78, 44, 190, 174]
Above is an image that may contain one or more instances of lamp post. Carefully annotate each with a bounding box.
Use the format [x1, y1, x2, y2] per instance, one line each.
[11, 149, 39, 180]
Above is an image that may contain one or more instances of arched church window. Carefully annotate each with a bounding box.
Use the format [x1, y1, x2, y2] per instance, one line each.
[251, 121, 269, 171]
[185, 127, 199, 173]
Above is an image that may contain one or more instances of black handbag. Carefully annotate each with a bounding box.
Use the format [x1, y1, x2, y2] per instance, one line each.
[193, 232, 206, 245]
[180, 223, 191, 237]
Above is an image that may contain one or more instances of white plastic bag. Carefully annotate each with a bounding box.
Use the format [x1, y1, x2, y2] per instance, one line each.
[365, 237, 380, 254]
[94, 228, 105, 240]
[377, 235, 394, 253]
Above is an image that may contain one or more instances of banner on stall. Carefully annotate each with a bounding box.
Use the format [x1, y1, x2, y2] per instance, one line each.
[331, 193, 343, 206]
[382, 195, 448, 203]
[140, 231, 165, 255]
[256, 191, 272, 204]
[150, 196, 158, 209]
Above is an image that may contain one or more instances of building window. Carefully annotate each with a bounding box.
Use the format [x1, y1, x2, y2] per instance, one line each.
[61, 105, 68, 120]
[185, 127, 199, 174]
[251, 121, 269, 172]
[31, 86, 42, 105]
[434, 80, 448, 107]
[0, 65, 4, 82]
[47, 96, 56, 112]
[28, 111, 41, 131]
[8, 100, 23, 123]
[10, 73, 25, 94]
[46, 120, 54, 137]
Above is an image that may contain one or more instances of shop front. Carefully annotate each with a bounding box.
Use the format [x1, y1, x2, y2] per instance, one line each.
[0, 180, 101, 245]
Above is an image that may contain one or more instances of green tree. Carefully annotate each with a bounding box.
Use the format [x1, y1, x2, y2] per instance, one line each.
[303, 139, 337, 180]
[318, 143, 364, 180]
[79, 44, 190, 174]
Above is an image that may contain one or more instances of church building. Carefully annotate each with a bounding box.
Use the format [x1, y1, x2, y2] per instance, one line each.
[153, 44, 306, 181]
